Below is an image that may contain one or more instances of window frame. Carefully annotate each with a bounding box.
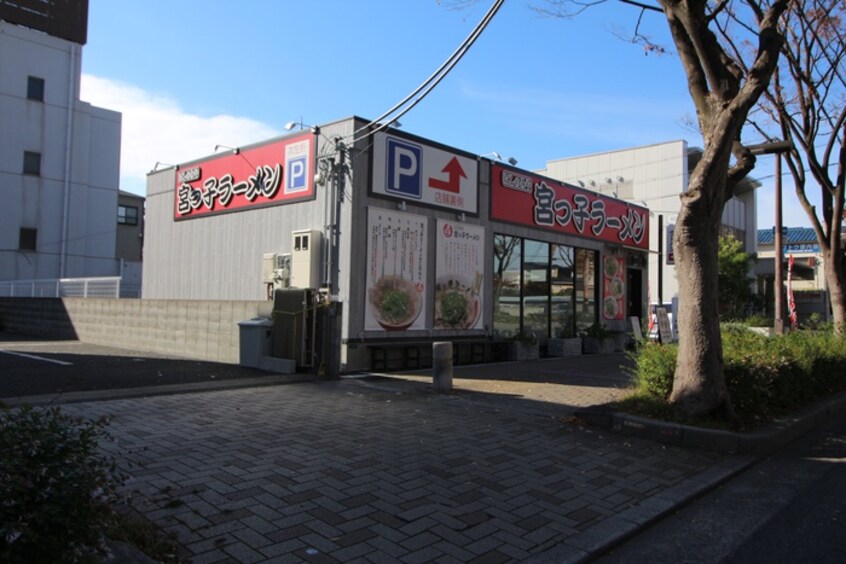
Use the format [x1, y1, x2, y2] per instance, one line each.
[19, 228, 37, 252]
[118, 205, 139, 226]
[27, 76, 45, 101]
[23, 151, 42, 176]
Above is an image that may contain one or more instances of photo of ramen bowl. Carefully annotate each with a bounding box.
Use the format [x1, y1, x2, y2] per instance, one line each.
[434, 275, 480, 329]
[368, 275, 423, 330]
[603, 256, 619, 279]
[603, 296, 619, 318]
[609, 276, 624, 299]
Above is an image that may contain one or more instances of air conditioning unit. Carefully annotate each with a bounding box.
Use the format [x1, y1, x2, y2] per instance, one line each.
[262, 252, 291, 289]
[291, 229, 322, 289]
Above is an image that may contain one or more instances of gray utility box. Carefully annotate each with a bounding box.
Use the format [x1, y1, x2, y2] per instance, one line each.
[237, 317, 273, 368]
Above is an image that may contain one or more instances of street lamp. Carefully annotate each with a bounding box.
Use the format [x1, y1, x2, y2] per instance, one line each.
[284, 120, 320, 135]
[748, 140, 794, 335]
[480, 152, 518, 166]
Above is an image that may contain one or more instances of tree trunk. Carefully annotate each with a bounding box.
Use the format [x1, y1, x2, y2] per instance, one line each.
[669, 166, 734, 419]
[823, 249, 846, 335]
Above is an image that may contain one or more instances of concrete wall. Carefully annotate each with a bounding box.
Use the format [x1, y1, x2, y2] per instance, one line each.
[0, 297, 271, 364]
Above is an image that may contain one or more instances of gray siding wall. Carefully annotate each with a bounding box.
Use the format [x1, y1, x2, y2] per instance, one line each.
[142, 143, 327, 301]
[0, 297, 270, 363]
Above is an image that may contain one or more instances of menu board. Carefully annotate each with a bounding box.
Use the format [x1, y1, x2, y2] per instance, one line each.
[602, 255, 626, 321]
[365, 208, 428, 331]
[435, 221, 484, 330]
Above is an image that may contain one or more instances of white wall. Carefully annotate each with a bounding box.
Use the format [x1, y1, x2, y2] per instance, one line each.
[0, 20, 121, 282]
[540, 141, 688, 303]
[540, 140, 760, 304]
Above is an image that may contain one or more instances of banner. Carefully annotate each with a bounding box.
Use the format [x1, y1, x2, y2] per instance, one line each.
[490, 164, 649, 250]
[365, 208, 428, 331]
[602, 255, 626, 320]
[788, 254, 798, 330]
[435, 221, 484, 330]
[174, 134, 315, 220]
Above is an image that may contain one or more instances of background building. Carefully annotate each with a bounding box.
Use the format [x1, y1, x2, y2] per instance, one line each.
[0, 1, 124, 283]
[756, 226, 829, 323]
[538, 141, 759, 308]
[116, 190, 144, 296]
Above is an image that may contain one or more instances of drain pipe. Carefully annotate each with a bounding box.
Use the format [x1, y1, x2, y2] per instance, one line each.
[59, 43, 78, 278]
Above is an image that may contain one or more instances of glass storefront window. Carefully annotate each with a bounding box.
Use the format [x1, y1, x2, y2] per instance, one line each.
[523, 240, 550, 340]
[551, 245, 575, 337]
[493, 234, 521, 338]
[575, 248, 598, 332]
[493, 235, 598, 339]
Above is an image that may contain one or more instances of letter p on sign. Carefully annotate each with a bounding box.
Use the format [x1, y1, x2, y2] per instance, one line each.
[386, 138, 422, 199]
[286, 156, 307, 193]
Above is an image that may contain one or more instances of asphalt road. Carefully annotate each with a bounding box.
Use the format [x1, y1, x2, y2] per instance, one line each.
[0, 332, 282, 401]
[595, 416, 846, 563]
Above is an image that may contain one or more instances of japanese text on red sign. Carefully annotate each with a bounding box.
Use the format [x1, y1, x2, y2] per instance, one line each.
[532, 180, 646, 246]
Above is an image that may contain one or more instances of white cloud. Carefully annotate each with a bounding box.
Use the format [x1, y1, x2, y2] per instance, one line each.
[80, 74, 279, 195]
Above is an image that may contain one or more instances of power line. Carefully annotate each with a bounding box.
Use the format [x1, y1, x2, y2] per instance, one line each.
[351, 0, 505, 143]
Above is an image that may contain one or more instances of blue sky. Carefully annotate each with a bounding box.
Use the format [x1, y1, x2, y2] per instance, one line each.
[79, 0, 808, 229]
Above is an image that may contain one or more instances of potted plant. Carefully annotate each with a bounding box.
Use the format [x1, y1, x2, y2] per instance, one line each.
[548, 319, 581, 357]
[580, 322, 611, 354]
[509, 328, 539, 361]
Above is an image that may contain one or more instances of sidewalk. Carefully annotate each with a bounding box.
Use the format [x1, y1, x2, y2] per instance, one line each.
[46, 354, 756, 563]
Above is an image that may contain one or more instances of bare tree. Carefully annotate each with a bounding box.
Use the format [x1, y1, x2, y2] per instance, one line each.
[730, 0, 845, 334]
[660, 1, 788, 419]
[513, 0, 789, 418]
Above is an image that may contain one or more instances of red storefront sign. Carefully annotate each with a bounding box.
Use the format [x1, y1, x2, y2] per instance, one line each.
[174, 134, 315, 220]
[490, 165, 649, 250]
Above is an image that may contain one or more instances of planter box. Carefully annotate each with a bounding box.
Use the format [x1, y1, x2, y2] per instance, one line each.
[582, 336, 600, 354]
[584, 333, 626, 354]
[600, 336, 622, 354]
[509, 341, 539, 361]
[548, 337, 582, 357]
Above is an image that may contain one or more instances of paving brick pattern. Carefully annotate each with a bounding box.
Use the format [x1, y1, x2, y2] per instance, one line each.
[61, 377, 731, 563]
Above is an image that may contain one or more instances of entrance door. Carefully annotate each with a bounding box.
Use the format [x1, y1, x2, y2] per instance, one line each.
[626, 269, 643, 320]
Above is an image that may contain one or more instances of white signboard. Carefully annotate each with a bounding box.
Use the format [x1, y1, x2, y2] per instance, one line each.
[365, 208, 428, 332]
[657, 307, 673, 343]
[371, 132, 478, 214]
[435, 220, 485, 330]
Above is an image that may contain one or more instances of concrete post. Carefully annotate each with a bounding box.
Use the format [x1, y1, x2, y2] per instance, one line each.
[432, 341, 453, 392]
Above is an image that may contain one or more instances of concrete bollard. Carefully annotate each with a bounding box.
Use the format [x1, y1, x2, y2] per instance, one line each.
[432, 341, 453, 392]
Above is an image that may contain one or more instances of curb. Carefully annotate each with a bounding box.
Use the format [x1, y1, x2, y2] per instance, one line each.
[576, 390, 846, 454]
[0, 373, 320, 407]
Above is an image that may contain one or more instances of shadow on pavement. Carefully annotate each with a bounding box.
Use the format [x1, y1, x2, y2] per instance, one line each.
[0, 333, 309, 402]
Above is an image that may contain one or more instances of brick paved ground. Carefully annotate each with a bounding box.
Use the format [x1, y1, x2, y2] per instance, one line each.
[61, 376, 746, 563]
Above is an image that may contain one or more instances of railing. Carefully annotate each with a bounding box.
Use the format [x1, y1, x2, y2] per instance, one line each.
[0, 277, 139, 298]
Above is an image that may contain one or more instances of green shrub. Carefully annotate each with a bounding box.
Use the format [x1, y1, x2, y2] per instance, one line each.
[625, 327, 846, 428]
[742, 313, 773, 327]
[627, 342, 677, 400]
[0, 406, 124, 563]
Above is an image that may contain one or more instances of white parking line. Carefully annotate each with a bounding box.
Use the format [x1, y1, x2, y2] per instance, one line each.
[0, 349, 73, 366]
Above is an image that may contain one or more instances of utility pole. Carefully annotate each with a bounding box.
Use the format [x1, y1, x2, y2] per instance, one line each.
[774, 153, 784, 335]
[658, 214, 664, 306]
[747, 140, 793, 335]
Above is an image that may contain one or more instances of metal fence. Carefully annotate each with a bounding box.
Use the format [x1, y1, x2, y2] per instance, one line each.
[0, 277, 139, 298]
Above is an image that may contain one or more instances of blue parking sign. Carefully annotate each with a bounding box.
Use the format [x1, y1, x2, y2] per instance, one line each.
[386, 138, 422, 199]
[286, 155, 307, 193]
